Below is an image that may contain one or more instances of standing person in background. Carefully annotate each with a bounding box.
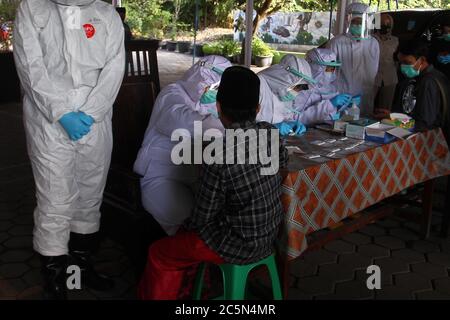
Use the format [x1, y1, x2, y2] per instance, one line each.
[373, 13, 399, 114]
[13, 0, 125, 299]
[327, 2, 380, 116]
[431, 22, 450, 78]
[116, 7, 133, 42]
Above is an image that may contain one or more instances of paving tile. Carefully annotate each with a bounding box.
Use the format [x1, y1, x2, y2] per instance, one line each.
[394, 273, 432, 292]
[375, 218, 400, 229]
[374, 236, 406, 250]
[440, 239, 450, 254]
[391, 248, 426, 264]
[317, 263, 355, 283]
[373, 257, 410, 276]
[290, 260, 318, 278]
[22, 268, 42, 287]
[0, 220, 13, 232]
[411, 262, 448, 279]
[341, 232, 371, 245]
[427, 252, 450, 268]
[16, 286, 44, 300]
[338, 253, 373, 270]
[0, 278, 28, 298]
[409, 240, 440, 253]
[88, 278, 131, 299]
[323, 240, 355, 254]
[375, 286, 414, 300]
[8, 225, 33, 236]
[302, 249, 337, 266]
[0, 232, 8, 243]
[357, 244, 391, 259]
[0, 262, 30, 278]
[416, 290, 450, 300]
[286, 288, 314, 300]
[0, 249, 33, 262]
[296, 275, 335, 295]
[0, 211, 17, 220]
[389, 228, 420, 241]
[12, 214, 33, 225]
[433, 278, 450, 295]
[3, 235, 32, 249]
[320, 280, 375, 300]
[359, 224, 386, 237]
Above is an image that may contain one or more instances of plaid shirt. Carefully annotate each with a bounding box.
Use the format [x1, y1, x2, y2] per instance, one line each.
[185, 121, 288, 264]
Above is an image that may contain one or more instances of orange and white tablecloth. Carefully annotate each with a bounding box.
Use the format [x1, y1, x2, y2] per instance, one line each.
[279, 128, 450, 260]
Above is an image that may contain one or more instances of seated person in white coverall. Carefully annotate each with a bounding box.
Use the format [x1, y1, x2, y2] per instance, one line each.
[326, 2, 380, 116]
[134, 56, 232, 236]
[13, 0, 125, 299]
[283, 52, 352, 124]
[257, 55, 315, 135]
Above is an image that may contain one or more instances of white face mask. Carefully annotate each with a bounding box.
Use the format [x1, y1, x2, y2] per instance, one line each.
[323, 71, 336, 83]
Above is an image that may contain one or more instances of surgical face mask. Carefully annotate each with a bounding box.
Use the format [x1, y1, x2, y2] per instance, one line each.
[280, 89, 298, 102]
[350, 24, 362, 37]
[400, 60, 421, 79]
[200, 89, 218, 104]
[323, 71, 336, 83]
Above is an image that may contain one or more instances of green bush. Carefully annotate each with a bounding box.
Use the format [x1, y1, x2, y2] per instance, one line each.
[221, 40, 241, 57]
[203, 42, 223, 55]
[294, 31, 314, 45]
[315, 36, 329, 46]
[252, 37, 273, 57]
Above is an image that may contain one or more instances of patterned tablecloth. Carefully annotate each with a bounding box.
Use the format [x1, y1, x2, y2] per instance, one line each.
[279, 128, 450, 260]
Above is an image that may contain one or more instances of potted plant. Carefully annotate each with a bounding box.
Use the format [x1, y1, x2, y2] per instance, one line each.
[202, 42, 223, 56]
[191, 43, 204, 57]
[177, 40, 191, 53]
[252, 37, 274, 67]
[166, 29, 178, 51]
[221, 40, 241, 63]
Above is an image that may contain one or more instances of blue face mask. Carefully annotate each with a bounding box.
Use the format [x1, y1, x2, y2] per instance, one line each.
[400, 61, 421, 79]
[200, 89, 218, 104]
[350, 24, 362, 37]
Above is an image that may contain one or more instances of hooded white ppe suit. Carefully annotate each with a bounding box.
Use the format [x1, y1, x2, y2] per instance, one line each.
[13, 0, 125, 256]
[257, 55, 316, 124]
[133, 55, 231, 236]
[282, 53, 338, 125]
[326, 2, 380, 116]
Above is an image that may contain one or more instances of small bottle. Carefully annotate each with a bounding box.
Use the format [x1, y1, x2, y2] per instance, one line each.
[348, 102, 360, 121]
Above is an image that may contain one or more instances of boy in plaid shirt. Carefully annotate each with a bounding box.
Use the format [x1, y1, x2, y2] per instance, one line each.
[138, 66, 288, 299]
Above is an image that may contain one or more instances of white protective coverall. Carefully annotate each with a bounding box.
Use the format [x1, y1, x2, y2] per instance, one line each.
[326, 2, 380, 116]
[257, 55, 316, 125]
[283, 53, 338, 125]
[133, 56, 231, 236]
[13, 0, 125, 256]
[257, 54, 334, 126]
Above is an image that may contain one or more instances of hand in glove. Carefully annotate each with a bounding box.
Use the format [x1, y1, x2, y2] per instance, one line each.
[437, 54, 450, 65]
[274, 120, 306, 136]
[330, 94, 352, 110]
[59, 112, 94, 141]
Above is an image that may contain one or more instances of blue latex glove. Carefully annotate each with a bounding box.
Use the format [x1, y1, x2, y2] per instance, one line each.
[437, 54, 450, 64]
[274, 121, 306, 136]
[330, 94, 352, 109]
[59, 112, 93, 141]
[330, 112, 340, 121]
[352, 95, 361, 106]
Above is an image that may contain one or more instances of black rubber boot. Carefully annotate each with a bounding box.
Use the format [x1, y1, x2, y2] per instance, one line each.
[40, 255, 68, 300]
[68, 232, 114, 291]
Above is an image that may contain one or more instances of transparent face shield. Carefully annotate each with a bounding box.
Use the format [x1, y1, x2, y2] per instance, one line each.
[346, 12, 373, 40]
[199, 61, 224, 76]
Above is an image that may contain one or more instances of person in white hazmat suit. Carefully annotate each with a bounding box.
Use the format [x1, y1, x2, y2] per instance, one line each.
[13, 0, 125, 299]
[326, 2, 380, 116]
[282, 53, 352, 124]
[257, 55, 313, 135]
[134, 55, 231, 237]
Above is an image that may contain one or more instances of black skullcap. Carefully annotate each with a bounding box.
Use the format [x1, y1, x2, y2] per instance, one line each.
[217, 66, 260, 122]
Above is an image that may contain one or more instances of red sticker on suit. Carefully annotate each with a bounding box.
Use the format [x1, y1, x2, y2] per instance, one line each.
[83, 24, 95, 39]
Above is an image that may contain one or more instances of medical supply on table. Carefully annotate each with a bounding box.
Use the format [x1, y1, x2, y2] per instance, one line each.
[347, 102, 360, 121]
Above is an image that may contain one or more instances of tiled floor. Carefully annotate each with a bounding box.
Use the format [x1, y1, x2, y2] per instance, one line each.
[1, 50, 449, 300]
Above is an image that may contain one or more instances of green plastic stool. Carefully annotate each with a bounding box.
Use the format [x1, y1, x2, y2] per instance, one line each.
[192, 253, 282, 300]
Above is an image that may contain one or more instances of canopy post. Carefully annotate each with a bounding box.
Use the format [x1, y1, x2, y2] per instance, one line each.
[193, 0, 199, 65]
[328, 0, 334, 40]
[335, 0, 348, 36]
[244, 0, 254, 68]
